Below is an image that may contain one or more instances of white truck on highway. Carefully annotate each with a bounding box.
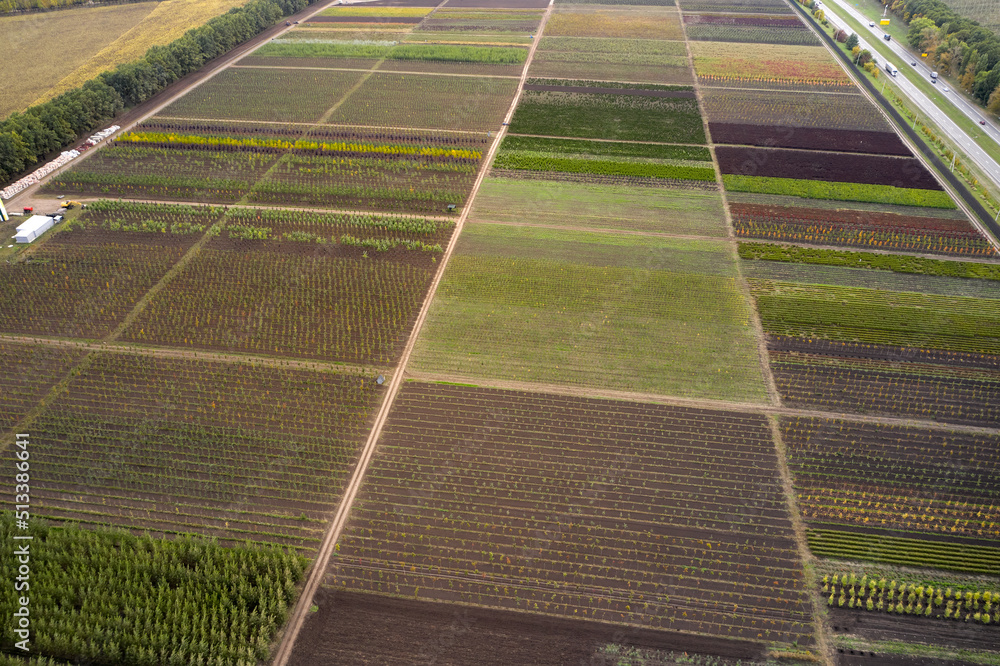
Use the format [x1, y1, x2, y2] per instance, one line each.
[884, 62, 898, 77]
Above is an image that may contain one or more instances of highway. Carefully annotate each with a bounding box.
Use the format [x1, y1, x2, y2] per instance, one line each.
[819, 0, 1000, 192]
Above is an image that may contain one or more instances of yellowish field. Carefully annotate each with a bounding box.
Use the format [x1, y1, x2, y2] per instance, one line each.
[691, 41, 850, 85]
[545, 9, 683, 39]
[319, 6, 433, 16]
[35, 0, 252, 105]
[0, 2, 155, 116]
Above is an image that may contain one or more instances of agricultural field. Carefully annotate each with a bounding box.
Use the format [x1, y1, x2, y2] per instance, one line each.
[410, 223, 768, 401]
[0, 515, 307, 664]
[509, 80, 706, 143]
[683, 14, 819, 45]
[691, 42, 852, 87]
[731, 202, 998, 256]
[327, 383, 815, 647]
[0, 3, 156, 117]
[417, 8, 545, 33]
[529, 36, 692, 84]
[545, 6, 684, 39]
[6, 352, 382, 550]
[0, 203, 218, 339]
[120, 207, 452, 363]
[0, 342, 84, 429]
[470, 177, 730, 236]
[781, 417, 1000, 566]
[678, 0, 793, 13]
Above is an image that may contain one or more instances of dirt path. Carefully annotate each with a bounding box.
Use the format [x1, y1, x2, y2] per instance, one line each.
[270, 1, 558, 662]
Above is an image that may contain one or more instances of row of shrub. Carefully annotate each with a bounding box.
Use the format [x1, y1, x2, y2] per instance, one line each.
[722, 174, 956, 208]
[0, 0, 316, 185]
[739, 242, 1000, 280]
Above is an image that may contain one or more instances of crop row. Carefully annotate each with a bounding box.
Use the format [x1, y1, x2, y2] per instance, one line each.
[492, 152, 715, 181]
[679, 0, 792, 12]
[739, 242, 1000, 279]
[545, 10, 684, 40]
[502, 135, 711, 162]
[685, 24, 819, 45]
[731, 203, 993, 255]
[723, 175, 956, 208]
[822, 572, 999, 623]
[0, 342, 83, 429]
[772, 354, 1000, 427]
[709, 123, 909, 156]
[807, 530, 1000, 574]
[691, 43, 850, 85]
[750, 279, 1000, 355]
[256, 40, 528, 64]
[0, 515, 306, 665]
[717, 147, 941, 190]
[700, 88, 889, 132]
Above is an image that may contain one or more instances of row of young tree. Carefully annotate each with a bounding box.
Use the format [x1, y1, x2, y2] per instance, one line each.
[0, 0, 316, 185]
[888, 0, 1000, 111]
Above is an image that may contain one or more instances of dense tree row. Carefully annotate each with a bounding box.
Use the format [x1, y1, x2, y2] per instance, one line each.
[0, 0, 315, 185]
[887, 0, 1000, 110]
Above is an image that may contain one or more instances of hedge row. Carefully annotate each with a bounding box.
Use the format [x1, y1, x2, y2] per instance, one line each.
[0, 0, 315, 185]
[722, 174, 956, 209]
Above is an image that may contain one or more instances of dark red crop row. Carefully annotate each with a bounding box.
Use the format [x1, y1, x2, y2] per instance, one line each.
[709, 123, 910, 156]
[717, 146, 942, 190]
[731, 203, 979, 235]
[685, 14, 804, 27]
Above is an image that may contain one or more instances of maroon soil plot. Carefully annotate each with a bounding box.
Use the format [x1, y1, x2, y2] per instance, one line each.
[290, 588, 770, 665]
[716, 146, 942, 190]
[709, 123, 910, 156]
[684, 15, 804, 27]
[327, 383, 815, 647]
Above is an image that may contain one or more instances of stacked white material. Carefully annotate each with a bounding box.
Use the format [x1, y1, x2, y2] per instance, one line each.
[0, 124, 120, 200]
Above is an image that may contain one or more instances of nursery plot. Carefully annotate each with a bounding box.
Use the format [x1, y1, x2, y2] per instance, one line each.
[716, 147, 942, 190]
[699, 88, 886, 132]
[771, 353, 1000, 428]
[546, 8, 684, 39]
[0, 215, 210, 339]
[411, 224, 768, 401]
[326, 73, 518, 131]
[45, 144, 280, 203]
[709, 124, 910, 156]
[0, 342, 84, 430]
[161, 68, 365, 123]
[691, 42, 851, 86]
[683, 23, 818, 45]
[731, 202, 996, 257]
[509, 88, 705, 144]
[678, 0, 792, 13]
[781, 417, 1000, 546]
[529, 51, 693, 84]
[10, 353, 382, 550]
[749, 280, 1000, 356]
[403, 31, 533, 44]
[330, 383, 815, 646]
[723, 175, 955, 209]
[121, 212, 449, 364]
[470, 178, 729, 235]
[418, 9, 545, 32]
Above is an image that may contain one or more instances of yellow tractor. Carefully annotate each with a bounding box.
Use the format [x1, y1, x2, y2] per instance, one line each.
[59, 201, 85, 210]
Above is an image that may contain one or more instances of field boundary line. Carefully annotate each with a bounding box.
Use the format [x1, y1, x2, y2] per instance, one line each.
[676, 0, 781, 409]
[269, 1, 556, 662]
[404, 370, 1000, 436]
[0, 333, 383, 376]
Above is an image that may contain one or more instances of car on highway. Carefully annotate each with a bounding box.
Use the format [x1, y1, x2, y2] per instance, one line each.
[982, 120, 988, 126]
[869, 21, 875, 27]
[943, 86, 950, 92]
[911, 61, 917, 66]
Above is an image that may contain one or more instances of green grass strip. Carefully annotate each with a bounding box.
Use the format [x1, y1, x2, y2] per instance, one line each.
[502, 135, 710, 161]
[388, 44, 527, 64]
[739, 242, 1000, 281]
[493, 152, 715, 181]
[808, 529, 1000, 575]
[723, 174, 956, 209]
[256, 41, 396, 59]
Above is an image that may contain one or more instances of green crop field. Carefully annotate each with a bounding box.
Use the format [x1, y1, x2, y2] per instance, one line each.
[162, 68, 366, 123]
[470, 178, 730, 236]
[411, 223, 767, 401]
[509, 90, 706, 143]
[723, 175, 957, 208]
